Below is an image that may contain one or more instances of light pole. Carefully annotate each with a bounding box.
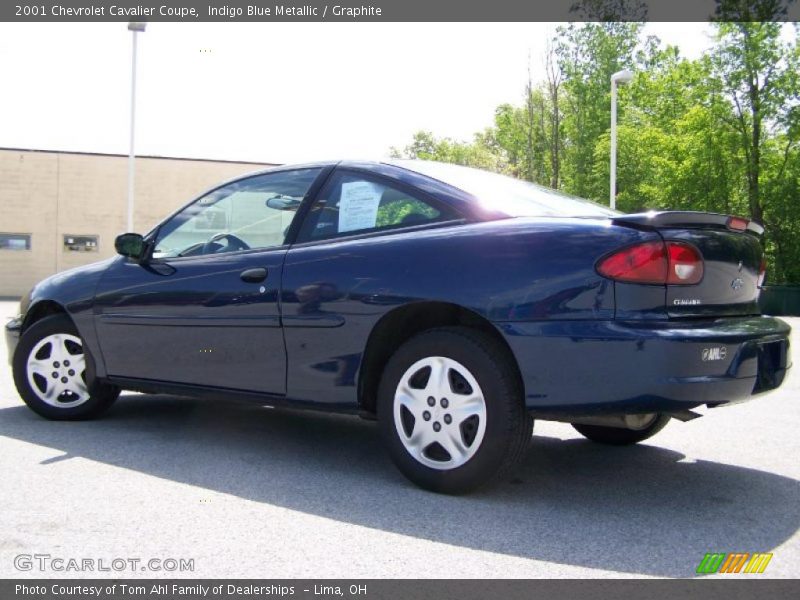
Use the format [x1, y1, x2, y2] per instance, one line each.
[610, 69, 633, 210]
[127, 21, 146, 232]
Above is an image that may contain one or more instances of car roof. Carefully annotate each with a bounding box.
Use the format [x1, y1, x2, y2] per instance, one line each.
[218, 159, 502, 221]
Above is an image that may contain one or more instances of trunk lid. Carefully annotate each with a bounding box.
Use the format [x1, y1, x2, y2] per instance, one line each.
[612, 212, 764, 318]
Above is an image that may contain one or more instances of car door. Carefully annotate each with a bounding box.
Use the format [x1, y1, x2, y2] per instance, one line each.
[94, 167, 326, 395]
[281, 168, 459, 406]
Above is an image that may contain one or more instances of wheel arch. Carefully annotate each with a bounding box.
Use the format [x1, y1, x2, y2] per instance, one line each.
[357, 301, 522, 414]
[22, 300, 69, 332]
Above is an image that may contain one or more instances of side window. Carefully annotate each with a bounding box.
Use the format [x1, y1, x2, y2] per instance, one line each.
[154, 168, 321, 258]
[297, 172, 450, 242]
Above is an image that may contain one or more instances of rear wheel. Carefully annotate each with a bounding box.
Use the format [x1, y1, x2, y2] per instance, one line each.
[571, 414, 670, 445]
[377, 327, 532, 494]
[12, 314, 119, 420]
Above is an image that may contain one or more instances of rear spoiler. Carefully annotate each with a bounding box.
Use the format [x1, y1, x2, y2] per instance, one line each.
[612, 211, 764, 235]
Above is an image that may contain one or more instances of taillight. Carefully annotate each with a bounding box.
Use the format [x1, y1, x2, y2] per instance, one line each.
[597, 241, 703, 285]
[727, 216, 749, 231]
[757, 257, 767, 288]
[667, 242, 704, 284]
[597, 241, 667, 284]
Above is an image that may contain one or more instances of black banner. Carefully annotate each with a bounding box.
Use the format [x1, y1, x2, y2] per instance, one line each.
[3, 0, 800, 22]
[4, 579, 800, 600]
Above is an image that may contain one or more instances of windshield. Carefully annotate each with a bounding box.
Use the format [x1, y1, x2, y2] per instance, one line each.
[392, 160, 618, 218]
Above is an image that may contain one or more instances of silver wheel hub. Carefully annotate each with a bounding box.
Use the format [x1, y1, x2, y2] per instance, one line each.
[394, 356, 487, 470]
[26, 333, 89, 408]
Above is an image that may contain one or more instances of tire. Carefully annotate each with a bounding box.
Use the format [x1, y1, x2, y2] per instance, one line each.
[571, 414, 671, 446]
[377, 327, 532, 494]
[12, 314, 120, 420]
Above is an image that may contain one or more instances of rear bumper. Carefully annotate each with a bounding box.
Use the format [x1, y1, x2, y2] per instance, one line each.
[5, 316, 22, 366]
[498, 316, 791, 416]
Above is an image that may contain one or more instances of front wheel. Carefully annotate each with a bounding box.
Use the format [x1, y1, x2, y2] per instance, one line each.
[571, 414, 671, 445]
[12, 314, 119, 420]
[377, 327, 532, 494]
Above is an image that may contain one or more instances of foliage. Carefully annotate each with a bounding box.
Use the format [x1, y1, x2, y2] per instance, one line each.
[376, 197, 437, 228]
[389, 130, 507, 173]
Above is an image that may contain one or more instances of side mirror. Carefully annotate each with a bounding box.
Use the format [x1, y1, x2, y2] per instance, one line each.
[115, 233, 146, 260]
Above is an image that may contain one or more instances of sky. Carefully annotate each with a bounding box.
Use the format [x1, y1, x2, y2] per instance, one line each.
[0, 22, 730, 165]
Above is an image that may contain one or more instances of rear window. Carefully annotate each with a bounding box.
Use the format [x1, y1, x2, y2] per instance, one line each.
[392, 160, 617, 218]
[297, 171, 449, 242]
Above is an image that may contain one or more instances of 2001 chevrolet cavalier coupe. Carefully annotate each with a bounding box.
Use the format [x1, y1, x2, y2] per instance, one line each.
[5, 160, 791, 493]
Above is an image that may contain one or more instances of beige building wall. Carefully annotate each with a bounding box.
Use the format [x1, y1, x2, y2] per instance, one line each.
[0, 148, 276, 297]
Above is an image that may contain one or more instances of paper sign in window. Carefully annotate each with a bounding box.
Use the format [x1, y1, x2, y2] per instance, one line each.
[338, 181, 384, 233]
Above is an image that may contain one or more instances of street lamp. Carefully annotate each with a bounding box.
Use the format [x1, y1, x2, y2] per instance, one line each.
[127, 21, 146, 232]
[610, 69, 633, 210]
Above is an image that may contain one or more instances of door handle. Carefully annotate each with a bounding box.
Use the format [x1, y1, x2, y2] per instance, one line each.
[240, 267, 268, 283]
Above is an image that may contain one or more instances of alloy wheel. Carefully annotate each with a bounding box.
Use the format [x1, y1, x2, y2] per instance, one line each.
[393, 356, 487, 470]
[26, 333, 89, 408]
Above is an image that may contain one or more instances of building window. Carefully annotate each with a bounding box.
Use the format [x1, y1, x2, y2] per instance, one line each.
[63, 235, 99, 252]
[0, 233, 31, 250]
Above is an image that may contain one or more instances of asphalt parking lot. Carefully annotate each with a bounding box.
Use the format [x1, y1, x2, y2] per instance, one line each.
[0, 299, 798, 579]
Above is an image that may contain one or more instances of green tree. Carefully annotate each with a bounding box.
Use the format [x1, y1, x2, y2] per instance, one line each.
[390, 130, 507, 172]
[555, 22, 643, 199]
[711, 21, 799, 224]
[389, 20, 800, 282]
[589, 47, 748, 218]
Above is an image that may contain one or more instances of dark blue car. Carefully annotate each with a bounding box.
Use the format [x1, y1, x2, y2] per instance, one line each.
[5, 160, 791, 493]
